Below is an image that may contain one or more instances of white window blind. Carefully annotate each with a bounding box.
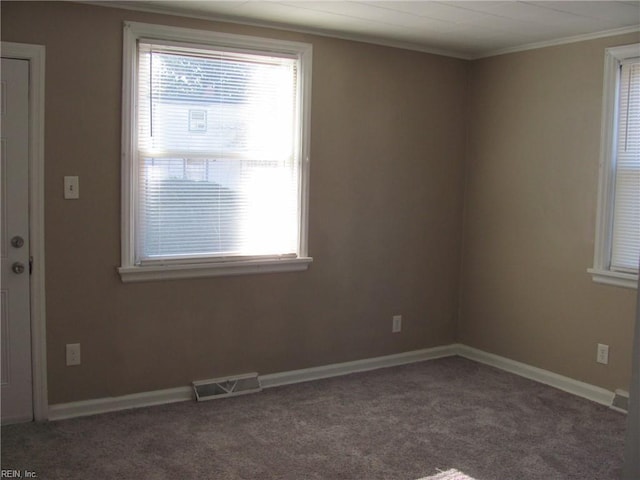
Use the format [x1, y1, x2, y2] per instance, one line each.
[611, 60, 640, 273]
[136, 41, 301, 264]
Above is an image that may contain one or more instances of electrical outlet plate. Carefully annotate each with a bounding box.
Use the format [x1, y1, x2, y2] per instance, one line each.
[66, 343, 81, 366]
[392, 315, 402, 333]
[596, 343, 609, 365]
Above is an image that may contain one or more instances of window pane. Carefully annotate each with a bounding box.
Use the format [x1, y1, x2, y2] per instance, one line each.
[138, 46, 296, 159]
[136, 43, 301, 262]
[138, 157, 299, 260]
[611, 62, 640, 272]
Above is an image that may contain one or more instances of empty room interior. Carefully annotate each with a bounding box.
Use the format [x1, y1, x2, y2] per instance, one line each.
[1, 1, 639, 479]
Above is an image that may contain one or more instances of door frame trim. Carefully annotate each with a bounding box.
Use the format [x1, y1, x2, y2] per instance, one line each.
[2, 42, 48, 421]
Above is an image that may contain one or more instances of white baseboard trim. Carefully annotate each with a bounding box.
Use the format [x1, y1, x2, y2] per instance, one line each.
[455, 344, 616, 407]
[47, 345, 457, 421]
[48, 386, 193, 421]
[48, 343, 620, 421]
[260, 345, 458, 388]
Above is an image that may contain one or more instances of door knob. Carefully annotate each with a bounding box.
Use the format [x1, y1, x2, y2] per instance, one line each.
[12, 262, 25, 274]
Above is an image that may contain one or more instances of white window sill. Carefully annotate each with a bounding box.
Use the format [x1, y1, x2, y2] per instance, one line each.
[118, 257, 313, 283]
[588, 268, 638, 289]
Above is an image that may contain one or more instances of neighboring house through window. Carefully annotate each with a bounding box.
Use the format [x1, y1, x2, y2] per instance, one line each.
[590, 43, 640, 289]
[119, 22, 312, 282]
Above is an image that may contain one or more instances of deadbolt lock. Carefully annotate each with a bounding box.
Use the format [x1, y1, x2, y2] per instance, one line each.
[11, 236, 25, 248]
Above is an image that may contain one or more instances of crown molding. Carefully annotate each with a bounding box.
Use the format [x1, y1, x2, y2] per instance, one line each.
[77, 2, 639, 61]
[476, 25, 640, 60]
[78, 1, 473, 59]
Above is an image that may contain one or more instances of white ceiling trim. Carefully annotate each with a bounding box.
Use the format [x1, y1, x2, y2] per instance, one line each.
[84, 1, 639, 60]
[86, 1, 470, 58]
[481, 25, 640, 59]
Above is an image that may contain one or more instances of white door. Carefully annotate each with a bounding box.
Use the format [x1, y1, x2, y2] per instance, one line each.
[1, 57, 33, 424]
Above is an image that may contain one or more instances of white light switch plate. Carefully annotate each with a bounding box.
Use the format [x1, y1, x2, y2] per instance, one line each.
[64, 176, 79, 199]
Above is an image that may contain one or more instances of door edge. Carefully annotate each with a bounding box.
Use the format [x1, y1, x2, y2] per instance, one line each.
[1, 41, 47, 422]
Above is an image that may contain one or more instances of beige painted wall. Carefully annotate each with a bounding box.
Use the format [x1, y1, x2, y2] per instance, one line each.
[2, 1, 637, 405]
[1, 2, 467, 403]
[460, 32, 640, 392]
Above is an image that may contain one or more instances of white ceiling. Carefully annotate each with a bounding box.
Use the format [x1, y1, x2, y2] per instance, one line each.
[103, 1, 640, 58]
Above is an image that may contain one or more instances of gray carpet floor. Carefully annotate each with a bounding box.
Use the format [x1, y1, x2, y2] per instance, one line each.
[0, 356, 627, 480]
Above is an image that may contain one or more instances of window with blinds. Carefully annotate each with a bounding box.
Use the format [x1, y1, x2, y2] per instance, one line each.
[120, 23, 312, 281]
[611, 60, 640, 273]
[590, 44, 640, 288]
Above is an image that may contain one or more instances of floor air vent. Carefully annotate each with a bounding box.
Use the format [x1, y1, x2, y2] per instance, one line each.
[193, 372, 262, 402]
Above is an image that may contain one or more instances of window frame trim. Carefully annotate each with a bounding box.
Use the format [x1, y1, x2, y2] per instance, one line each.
[119, 22, 313, 283]
[589, 43, 640, 290]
